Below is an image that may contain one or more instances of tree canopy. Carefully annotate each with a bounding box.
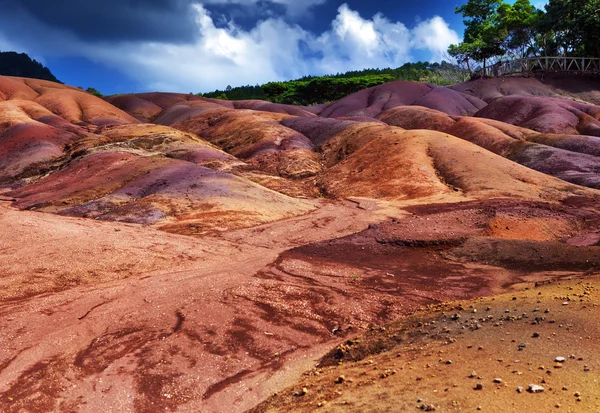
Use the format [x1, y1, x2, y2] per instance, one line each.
[449, 0, 600, 76]
[201, 62, 469, 105]
[0, 51, 60, 83]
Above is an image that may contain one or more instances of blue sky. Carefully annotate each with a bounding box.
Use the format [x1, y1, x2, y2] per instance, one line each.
[0, 0, 548, 95]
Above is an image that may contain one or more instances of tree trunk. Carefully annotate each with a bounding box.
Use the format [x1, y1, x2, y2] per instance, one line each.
[483, 57, 487, 76]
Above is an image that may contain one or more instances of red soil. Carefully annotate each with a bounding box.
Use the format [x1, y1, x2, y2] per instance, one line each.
[1, 75, 600, 413]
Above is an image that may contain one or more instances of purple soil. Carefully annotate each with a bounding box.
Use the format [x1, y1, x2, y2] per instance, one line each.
[475, 95, 600, 136]
[280, 117, 369, 146]
[319, 81, 486, 118]
[104, 94, 164, 122]
[0, 122, 78, 183]
[232, 100, 316, 117]
[452, 74, 600, 105]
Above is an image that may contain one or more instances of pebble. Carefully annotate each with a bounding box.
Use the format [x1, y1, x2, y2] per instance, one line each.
[528, 384, 545, 393]
[517, 386, 523, 393]
[296, 387, 308, 396]
[474, 383, 484, 390]
[335, 375, 345, 384]
[554, 357, 566, 363]
[493, 378, 503, 384]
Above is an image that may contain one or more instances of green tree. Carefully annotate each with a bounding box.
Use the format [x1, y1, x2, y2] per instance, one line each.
[86, 87, 104, 98]
[450, 0, 506, 74]
[498, 0, 542, 58]
[546, 0, 600, 58]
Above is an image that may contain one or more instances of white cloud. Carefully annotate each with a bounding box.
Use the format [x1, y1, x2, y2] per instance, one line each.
[411, 16, 461, 61]
[0, 3, 460, 93]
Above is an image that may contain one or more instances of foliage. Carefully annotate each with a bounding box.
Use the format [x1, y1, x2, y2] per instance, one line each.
[85, 87, 104, 98]
[203, 84, 266, 100]
[0, 51, 60, 82]
[546, 0, 600, 58]
[201, 62, 468, 105]
[449, 0, 600, 77]
[455, 0, 506, 72]
[263, 75, 395, 105]
[498, 0, 541, 58]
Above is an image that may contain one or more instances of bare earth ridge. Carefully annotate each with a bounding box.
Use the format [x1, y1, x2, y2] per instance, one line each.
[1, 74, 600, 412]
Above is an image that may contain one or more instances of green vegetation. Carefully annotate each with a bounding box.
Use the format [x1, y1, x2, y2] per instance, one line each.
[201, 61, 468, 105]
[449, 0, 600, 76]
[0, 51, 60, 82]
[85, 87, 104, 98]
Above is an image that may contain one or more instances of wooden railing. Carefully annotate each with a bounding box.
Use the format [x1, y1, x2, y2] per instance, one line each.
[483, 57, 600, 77]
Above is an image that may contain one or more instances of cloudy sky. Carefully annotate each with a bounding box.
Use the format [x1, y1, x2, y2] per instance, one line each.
[0, 0, 548, 94]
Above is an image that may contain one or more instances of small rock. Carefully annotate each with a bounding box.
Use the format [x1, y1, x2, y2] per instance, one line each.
[532, 332, 540, 338]
[574, 392, 581, 397]
[517, 386, 523, 393]
[335, 375, 345, 384]
[493, 378, 503, 384]
[474, 383, 484, 390]
[528, 384, 545, 393]
[554, 357, 566, 363]
[445, 360, 453, 365]
[294, 387, 309, 397]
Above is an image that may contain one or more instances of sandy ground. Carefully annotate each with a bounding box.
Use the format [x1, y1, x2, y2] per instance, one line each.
[2, 195, 599, 412]
[0, 199, 395, 412]
[252, 276, 600, 412]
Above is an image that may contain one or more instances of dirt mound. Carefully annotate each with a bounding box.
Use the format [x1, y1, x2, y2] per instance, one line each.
[318, 80, 486, 118]
[0, 76, 138, 126]
[165, 109, 321, 179]
[317, 123, 595, 202]
[103, 94, 164, 122]
[3, 75, 600, 413]
[280, 117, 375, 146]
[378, 106, 600, 189]
[231, 100, 316, 117]
[453, 74, 600, 105]
[475, 95, 600, 136]
[7, 151, 313, 234]
[0, 99, 89, 185]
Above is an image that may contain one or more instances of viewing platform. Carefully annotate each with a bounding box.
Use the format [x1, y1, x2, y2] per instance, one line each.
[484, 56, 600, 77]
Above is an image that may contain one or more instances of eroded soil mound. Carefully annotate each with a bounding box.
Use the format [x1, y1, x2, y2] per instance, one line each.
[1, 75, 600, 413]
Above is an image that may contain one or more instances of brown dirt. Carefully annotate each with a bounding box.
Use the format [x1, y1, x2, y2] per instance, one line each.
[252, 276, 600, 413]
[2, 75, 600, 413]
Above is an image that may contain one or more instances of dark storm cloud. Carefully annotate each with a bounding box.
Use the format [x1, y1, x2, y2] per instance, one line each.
[3, 0, 199, 43]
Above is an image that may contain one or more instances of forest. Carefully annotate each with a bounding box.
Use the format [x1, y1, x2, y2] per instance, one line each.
[201, 61, 467, 104]
[0, 51, 60, 83]
[448, 0, 600, 74]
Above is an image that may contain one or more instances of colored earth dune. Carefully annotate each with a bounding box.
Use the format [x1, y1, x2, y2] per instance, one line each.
[1, 74, 600, 412]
